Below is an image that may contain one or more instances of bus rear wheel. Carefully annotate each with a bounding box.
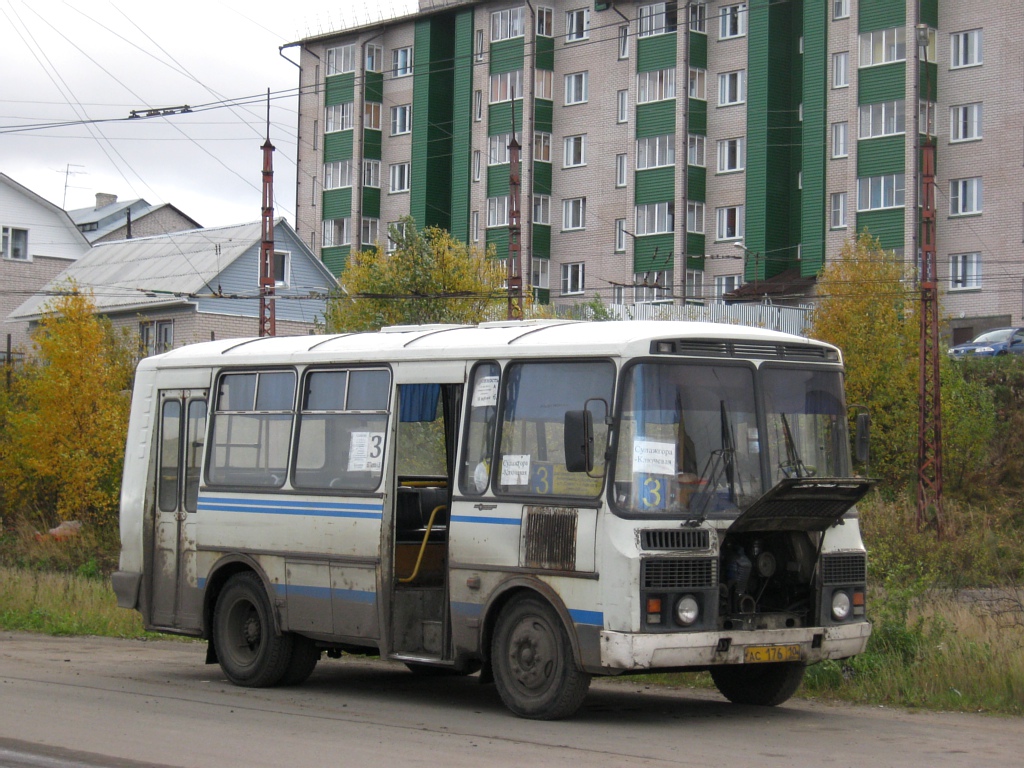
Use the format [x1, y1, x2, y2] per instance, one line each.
[213, 572, 293, 687]
[491, 596, 591, 720]
[710, 661, 806, 706]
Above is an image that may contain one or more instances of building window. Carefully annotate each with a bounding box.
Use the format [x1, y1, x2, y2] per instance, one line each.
[534, 131, 552, 162]
[689, 68, 707, 100]
[950, 253, 981, 290]
[365, 44, 383, 72]
[833, 0, 849, 20]
[618, 25, 630, 58]
[858, 100, 905, 138]
[533, 194, 551, 225]
[639, 2, 676, 38]
[139, 320, 174, 357]
[859, 27, 906, 67]
[637, 68, 676, 104]
[561, 262, 585, 295]
[326, 44, 356, 75]
[325, 103, 353, 132]
[474, 90, 482, 121]
[615, 154, 628, 187]
[1, 225, 28, 260]
[487, 196, 509, 227]
[273, 251, 290, 287]
[564, 71, 588, 104]
[617, 89, 629, 123]
[535, 69, 554, 100]
[475, 29, 485, 62]
[392, 47, 413, 77]
[689, 2, 706, 33]
[489, 70, 523, 103]
[830, 192, 847, 228]
[920, 100, 936, 136]
[364, 102, 382, 130]
[715, 275, 741, 300]
[537, 7, 554, 37]
[386, 221, 406, 252]
[951, 29, 983, 68]
[950, 178, 983, 215]
[951, 103, 983, 142]
[563, 197, 586, 230]
[634, 270, 671, 304]
[472, 211, 480, 242]
[833, 52, 849, 87]
[363, 160, 381, 188]
[716, 205, 744, 240]
[532, 258, 550, 290]
[687, 201, 704, 233]
[324, 159, 353, 189]
[566, 8, 590, 42]
[361, 218, 379, 245]
[389, 162, 411, 193]
[473, 151, 481, 181]
[636, 134, 674, 170]
[322, 217, 351, 247]
[636, 202, 673, 236]
[718, 70, 746, 106]
[831, 122, 848, 158]
[719, 4, 747, 40]
[390, 104, 411, 136]
[615, 219, 627, 252]
[491, 7, 525, 41]
[489, 132, 521, 165]
[857, 174, 905, 211]
[716, 137, 745, 173]
[688, 134, 706, 166]
[564, 134, 586, 167]
[686, 268, 704, 301]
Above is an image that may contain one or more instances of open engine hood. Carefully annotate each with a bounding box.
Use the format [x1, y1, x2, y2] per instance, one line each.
[727, 477, 875, 534]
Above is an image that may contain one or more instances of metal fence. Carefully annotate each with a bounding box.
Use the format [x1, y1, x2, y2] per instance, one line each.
[551, 301, 811, 336]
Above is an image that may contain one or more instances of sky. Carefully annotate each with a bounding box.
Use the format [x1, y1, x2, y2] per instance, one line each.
[0, 0, 420, 228]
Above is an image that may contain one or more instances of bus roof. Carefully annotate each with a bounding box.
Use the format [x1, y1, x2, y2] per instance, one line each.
[140, 320, 839, 370]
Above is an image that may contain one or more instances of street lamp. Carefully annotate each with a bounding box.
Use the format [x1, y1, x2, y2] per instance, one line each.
[733, 241, 760, 291]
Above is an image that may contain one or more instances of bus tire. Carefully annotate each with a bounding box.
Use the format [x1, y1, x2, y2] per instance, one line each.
[213, 572, 293, 687]
[491, 596, 591, 720]
[710, 661, 806, 706]
[280, 635, 320, 686]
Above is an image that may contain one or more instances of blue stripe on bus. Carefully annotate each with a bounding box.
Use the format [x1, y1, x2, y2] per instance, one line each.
[197, 496, 383, 519]
[274, 583, 377, 605]
[449, 515, 522, 526]
[569, 608, 604, 626]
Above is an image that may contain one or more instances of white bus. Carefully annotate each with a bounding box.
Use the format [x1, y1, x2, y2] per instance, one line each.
[113, 320, 872, 719]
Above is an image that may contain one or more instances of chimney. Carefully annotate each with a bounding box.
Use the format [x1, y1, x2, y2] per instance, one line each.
[95, 193, 117, 209]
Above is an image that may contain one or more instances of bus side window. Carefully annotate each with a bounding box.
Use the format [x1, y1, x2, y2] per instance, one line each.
[184, 399, 207, 513]
[158, 399, 181, 512]
[460, 362, 500, 495]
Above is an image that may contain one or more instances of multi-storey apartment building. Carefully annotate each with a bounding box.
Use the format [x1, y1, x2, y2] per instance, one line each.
[291, 1, 1022, 338]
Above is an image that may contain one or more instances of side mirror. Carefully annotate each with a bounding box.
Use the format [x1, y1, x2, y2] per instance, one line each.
[564, 410, 594, 473]
[855, 412, 870, 465]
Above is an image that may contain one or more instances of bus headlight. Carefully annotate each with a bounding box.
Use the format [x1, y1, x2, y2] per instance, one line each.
[831, 590, 852, 621]
[675, 595, 700, 626]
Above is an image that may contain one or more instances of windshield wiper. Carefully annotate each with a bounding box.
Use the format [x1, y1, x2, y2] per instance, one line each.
[780, 412, 811, 478]
[686, 401, 740, 525]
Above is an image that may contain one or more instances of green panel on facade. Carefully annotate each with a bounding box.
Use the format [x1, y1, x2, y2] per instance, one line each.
[487, 166, 511, 197]
[633, 234, 674, 273]
[532, 287, 550, 305]
[533, 162, 552, 194]
[857, 135, 905, 177]
[920, 62, 937, 102]
[323, 130, 353, 162]
[635, 100, 676, 138]
[858, 63, 906, 103]
[688, 31, 707, 69]
[856, 209, 904, 250]
[799, 0, 828, 277]
[687, 165, 706, 200]
[321, 246, 350, 277]
[859, 0, 905, 33]
[363, 129, 382, 160]
[685, 232, 705, 259]
[490, 38, 524, 74]
[362, 186, 380, 218]
[636, 33, 676, 72]
[687, 99, 707, 134]
[486, 227, 509, 256]
[325, 73, 354, 106]
[921, 0, 938, 27]
[322, 188, 352, 220]
[534, 99, 553, 132]
[634, 167, 675, 205]
[532, 224, 550, 258]
[450, 8, 475, 243]
[489, 101, 524, 135]
[536, 35, 554, 70]
[364, 71, 384, 103]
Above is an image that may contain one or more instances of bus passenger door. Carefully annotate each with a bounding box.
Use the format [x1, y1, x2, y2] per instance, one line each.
[150, 390, 207, 629]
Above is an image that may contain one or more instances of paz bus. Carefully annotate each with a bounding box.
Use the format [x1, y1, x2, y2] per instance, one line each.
[112, 319, 872, 719]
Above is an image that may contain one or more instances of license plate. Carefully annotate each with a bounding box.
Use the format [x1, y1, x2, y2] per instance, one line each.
[743, 644, 801, 663]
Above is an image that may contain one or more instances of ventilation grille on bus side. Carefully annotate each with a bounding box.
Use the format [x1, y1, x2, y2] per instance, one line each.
[821, 553, 867, 584]
[523, 507, 578, 571]
[654, 340, 835, 361]
[640, 529, 711, 551]
[642, 558, 717, 589]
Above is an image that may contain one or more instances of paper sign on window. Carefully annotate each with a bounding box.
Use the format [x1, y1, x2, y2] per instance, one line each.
[632, 440, 676, 476]
[349, 432, 385, 472]
[500, 454, 531, 485]
[472, 376, 499, 407]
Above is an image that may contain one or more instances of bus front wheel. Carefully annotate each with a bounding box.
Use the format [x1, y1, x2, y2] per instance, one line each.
[213, 572, 293, 687]
[491, 596, 591, 719]
[710, 661, 806, 706]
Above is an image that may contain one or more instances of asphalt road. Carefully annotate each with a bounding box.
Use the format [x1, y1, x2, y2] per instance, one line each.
[1, 631, 1021, 767]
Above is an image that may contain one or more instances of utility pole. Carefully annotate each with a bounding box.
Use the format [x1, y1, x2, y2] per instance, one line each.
[259, 90, 277, 337]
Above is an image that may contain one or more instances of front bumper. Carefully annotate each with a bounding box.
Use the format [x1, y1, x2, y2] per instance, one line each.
[600, 620, 871, 670]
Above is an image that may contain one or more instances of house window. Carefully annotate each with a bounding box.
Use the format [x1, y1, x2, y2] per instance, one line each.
[489, 132, 521, 165]
[919, 27, 938, 62]
[951, 29, 983, 68]
[389, 163, 411, 193]
[688, 134, 706, 166]
[615, 219, 627, 252]
[361, 218, 379, 246]
[386, 221, 407, 252]
[858, 100, 905, 138]
[533, 194, 551, 225]
[716, 137, 745, 172]
[617, 89, 629, 123]
[563, 197, 586, 230]
[489, 70, 523, 103]
[566, 8, 590, 42]
[714, 275, 741, 300]
[390, 104, 411, 135]
[688, 2, 706, 33]
[325, 103, 353, 132]
[364, 102, 382, 130]
[491, 7, 525, 41]
[637, 68, 675, 103]
[857, 174, 905, 211]
[615, 154, 628, 187]
[537, 7, 554, 37]
[716, 205, 744, 240]
[322, 217, 351, 247]
[833, 0, 849, 20]
[273, 252, 290, 286]
[618, 25, 629, 58]
[859, 27, 906, 67]
[326, 44, 356, 75]
[950, 178, 983, 215]
[475, 29, 485, 62]
[487, 196, 509, 227]
[833, 52, 849, 87]
[532, 258, 550, 289]
[830, 192, 847, 228]
[686, 268, 704, 301]
[324, 160, 353, 190]
[536, 69, 554, 100]
[474, 90, 482, 121]
[473, 151, 481, 181]
[139, 320, 174, 357]
[920, 100, 936, 136]
[564, 134, 586, 167]
[365, 44, 383, 72]
[719, 4, 747, 39]
[636, 202, 673, 236]
[718, 70, 746, 106]
[534, 131, 552, 162]
[951, 103, 983, 142]
[831, 122, 848, 158]
[472, 211, 480, 242]
[561, 262, 585, 295]
[2, 225, 29, 260]
[564, 71, 588, 104]
[363, 160, 380, 188]
[636, 134, 674, 170]
[391, 47, 413, 77]
[689, 67, 707, 99]
[687, 201, 704, 233]
[950, 253, 981, 290]
[634, 270, 671, 304]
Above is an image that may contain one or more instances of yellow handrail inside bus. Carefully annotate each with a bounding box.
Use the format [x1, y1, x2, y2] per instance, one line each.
[398, 504, 446, 584]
